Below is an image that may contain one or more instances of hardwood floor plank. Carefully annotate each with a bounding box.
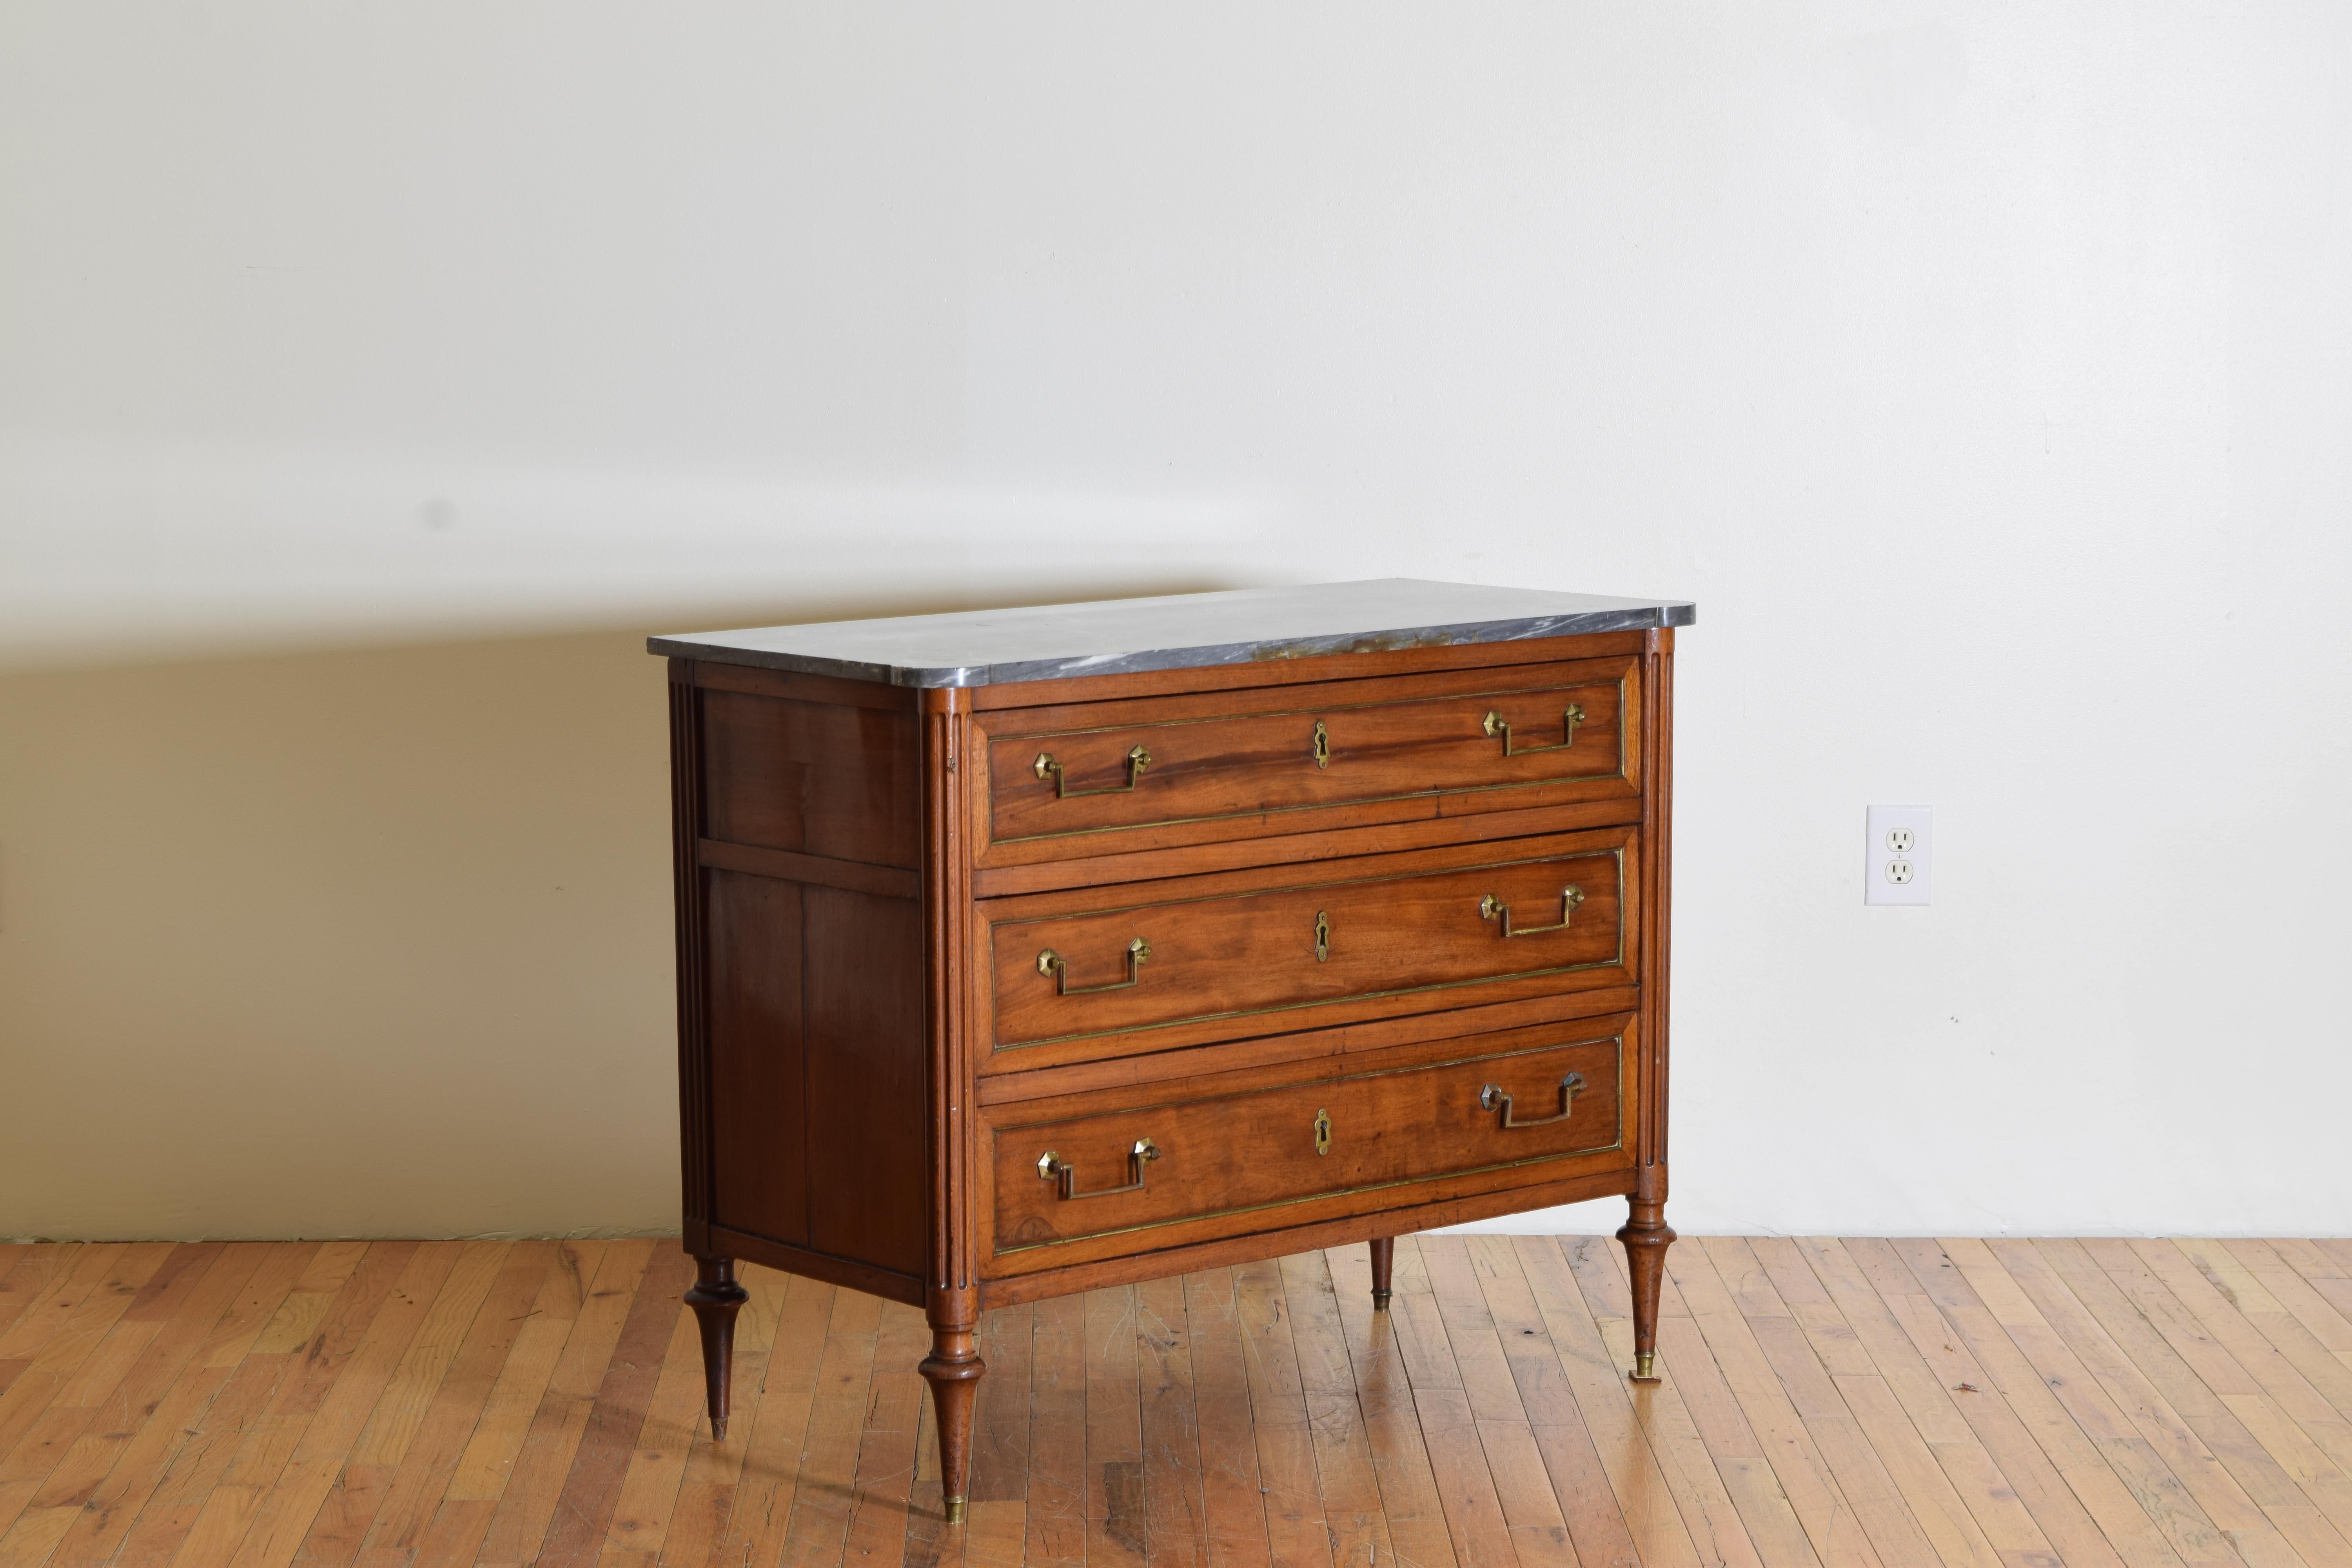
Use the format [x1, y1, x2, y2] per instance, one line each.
[967, 1298, 1032, 1512]
[1894, 1238, 2192, 1568]
[1747, 1237, 2026, 1568]
[1782, 1237, 2069, 1568]
[1707, 1238, 1945, 1568]
[835, 1300, 928, 1568]
[1179, 1269, 1272, 1568]
[1482, 1236, 1661, 1568]
[1082, 1285, 1148, 1568]
[1416, 1236, 1575, 1568]
[55, 1250, 318, 1568]
[1135, 1275, 1207, 1568]
[49, 1244, 315, 1568]
[706, 1272, 832, 1568]
[2076, 1240, 2352, 1541]
[1941, 1238, 2245, 1568]
[334, 1241, 557, 1566]
[598, 1305, 716, 1561]
[2036, 1239, 2352, 1568]
[9, 1243, 243, 1523]
[0, 1249, 81, 1347]
[445, 1241, 603, 1505]
[474, 1240, 655, 1568]
[1989, 1239, 2327, 1568]
[1381, 1238, 1523, 1568]
[226, 1240, 483, 1568]
[1230, 1259, 1334, 1568]
[2227, 1243, 2352, 1363]
[1668, 1237, 1883, 1568]
[2152, 1242, 2352, 1459]
[771, 1277, 881, 1568]
[1585, 1240, 1822, 1568]
[10, 1237, 2352, 1568]
[536, 1247, 698, 1568]
[1323, 1244, 1459, 1568]
[0, 1245, 172, 1474]
[1278, 1252, 1394, 1568]
[1020, 1292, 1088, 1568]
[132, 1241, 424, 1568]
[1553, 1234, 1771, 1568]
[652, 1260, 783, 1568]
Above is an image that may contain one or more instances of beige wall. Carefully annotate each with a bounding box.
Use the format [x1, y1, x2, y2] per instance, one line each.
[0, 632, 681, 1240]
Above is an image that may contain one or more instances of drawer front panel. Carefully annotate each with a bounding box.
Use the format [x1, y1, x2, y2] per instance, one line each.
[984, 1023, 1631, 1274]
[984, 831, 1632, 1060]
[977, 657, 1637, 861]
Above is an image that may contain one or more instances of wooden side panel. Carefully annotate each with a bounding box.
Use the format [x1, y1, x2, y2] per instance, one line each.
[705, 869, 808, 1247]
[805, 886, 928, 1277]
[701, 689, 921, 868]
[681, 669, 929, 1287]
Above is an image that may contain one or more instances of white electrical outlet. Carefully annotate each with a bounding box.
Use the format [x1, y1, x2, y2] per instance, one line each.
[1866, 806, 1931, 906]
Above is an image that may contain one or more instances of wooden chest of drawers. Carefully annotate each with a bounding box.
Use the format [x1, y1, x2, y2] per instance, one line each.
[651, 579, 1692, 1522]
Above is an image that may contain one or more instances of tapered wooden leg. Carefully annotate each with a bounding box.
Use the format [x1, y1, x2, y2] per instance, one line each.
[684, 1254, 749, 1438]
[1369, 1236, 1396, 1309]
[919, 1328, 984, 1523]
[1617, 1198, 1675, 1383]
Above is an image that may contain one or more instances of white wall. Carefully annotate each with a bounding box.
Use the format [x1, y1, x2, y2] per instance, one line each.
[4, 3, 2348, 1238]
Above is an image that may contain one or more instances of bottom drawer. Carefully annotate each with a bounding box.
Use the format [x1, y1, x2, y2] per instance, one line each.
[982, 1015, 1635, 1276]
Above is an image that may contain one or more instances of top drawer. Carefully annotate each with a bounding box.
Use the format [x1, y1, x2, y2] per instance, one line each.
[973, 656, 1641, 865]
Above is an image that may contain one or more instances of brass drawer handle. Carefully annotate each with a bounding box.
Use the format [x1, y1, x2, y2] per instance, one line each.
[1036, 936, 1150, 995]
[1483, 703, 1585, 757]
[1034, 744, 1150, 798]
[1038, 1138, 1159, 1200]
[1479, 884, 1584, 938]
[1481, 1072, 1586, 1129]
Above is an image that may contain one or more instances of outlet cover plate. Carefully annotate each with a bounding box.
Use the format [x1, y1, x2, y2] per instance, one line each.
[1866, 805, 1932, 906]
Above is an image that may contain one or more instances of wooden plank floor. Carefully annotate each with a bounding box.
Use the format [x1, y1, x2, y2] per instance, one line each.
[2, 1237, 2349, 1566]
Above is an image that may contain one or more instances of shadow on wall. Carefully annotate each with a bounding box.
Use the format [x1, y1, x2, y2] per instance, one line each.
[0, 576, 1240, 1241]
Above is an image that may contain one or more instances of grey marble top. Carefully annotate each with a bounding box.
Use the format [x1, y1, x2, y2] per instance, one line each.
[647, 579, 1695, 688]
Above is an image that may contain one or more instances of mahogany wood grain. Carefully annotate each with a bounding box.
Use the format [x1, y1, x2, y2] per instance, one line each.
[976, 655, 1637, 862]
[968, 792, 1643, 899]
[702, 871, 805, 1250]
[982, 1026, 1632, 1277]
[980, 827, 1637, 1067]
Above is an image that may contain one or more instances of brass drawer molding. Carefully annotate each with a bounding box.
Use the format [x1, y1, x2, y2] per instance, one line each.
[1313, 1107, 1333, 1156]
[1312, 719, 1331, 769]
[1037, 936, 1151, 995]
[1481, 1071, 1586, 1129]
[1480, 884, 1586, 938]
[1034, 743, 1151, 798]
[1038, 1138, 1160, 1200]
[1483, 702, 1585, 757]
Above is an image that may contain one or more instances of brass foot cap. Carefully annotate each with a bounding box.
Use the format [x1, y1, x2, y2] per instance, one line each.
[1371, 1290, 1392, 1310]
[944, 1497, 965, 1525]
[1630, 1351, 1659, 1385]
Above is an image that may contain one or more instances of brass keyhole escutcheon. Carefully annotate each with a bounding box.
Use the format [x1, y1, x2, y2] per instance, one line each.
[1313, 1107, 1332, 1156]
[1313, 909, 1329, 963]
[1312, 720, 1330, 770]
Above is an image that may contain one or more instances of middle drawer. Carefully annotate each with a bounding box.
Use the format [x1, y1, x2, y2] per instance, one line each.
[978, 826, 1637, 1068]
